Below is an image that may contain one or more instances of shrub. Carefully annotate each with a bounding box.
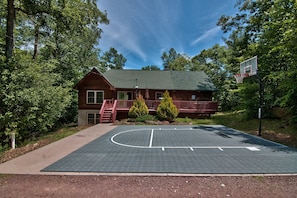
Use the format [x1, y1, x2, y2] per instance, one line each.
[128, 94, 149, 118]
[156, 91, 179, 122]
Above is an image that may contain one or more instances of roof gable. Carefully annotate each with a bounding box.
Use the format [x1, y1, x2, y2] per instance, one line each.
[73, 68, 114, 90]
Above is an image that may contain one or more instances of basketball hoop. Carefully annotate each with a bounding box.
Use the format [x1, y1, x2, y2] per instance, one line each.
[234, 73, 249, 84]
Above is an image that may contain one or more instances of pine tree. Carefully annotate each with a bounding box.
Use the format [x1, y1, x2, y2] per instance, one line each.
[157, 91, 179, 122]
[128, 94, 149, 118]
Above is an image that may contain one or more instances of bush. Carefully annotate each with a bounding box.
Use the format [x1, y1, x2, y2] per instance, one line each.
[156, 91, 179, 122]
[128, 94, 149, 118]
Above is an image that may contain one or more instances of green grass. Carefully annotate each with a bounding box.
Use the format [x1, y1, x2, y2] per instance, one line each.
[0, 125, 87, 161]
[19, 125, 87, 148]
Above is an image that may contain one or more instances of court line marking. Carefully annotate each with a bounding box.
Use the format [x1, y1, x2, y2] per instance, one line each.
[218, 147, 224, 151]
[149, 129, 154, 148]
[247, 147, 260, 151]
[110, 128, 261, 151]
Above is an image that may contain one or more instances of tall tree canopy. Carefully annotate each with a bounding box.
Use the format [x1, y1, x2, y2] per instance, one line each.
[141, 65, 160, 70]
[0, 0, 109, 149]
[217, 0, 297, 120]
[191, 45, 239, 111]
[99, 47, 127, 71]
[161, 48, 191, 71]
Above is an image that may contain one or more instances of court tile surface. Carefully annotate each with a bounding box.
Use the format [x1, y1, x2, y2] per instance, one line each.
[42, 125, 297, 174]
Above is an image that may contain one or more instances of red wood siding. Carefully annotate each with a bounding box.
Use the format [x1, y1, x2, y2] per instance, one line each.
[76, 73, 115, 109]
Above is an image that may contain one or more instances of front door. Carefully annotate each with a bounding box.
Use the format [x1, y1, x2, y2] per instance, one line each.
[117, 91, 132, 108]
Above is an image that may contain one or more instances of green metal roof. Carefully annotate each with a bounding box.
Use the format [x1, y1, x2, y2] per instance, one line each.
[103, 70, 216, 91]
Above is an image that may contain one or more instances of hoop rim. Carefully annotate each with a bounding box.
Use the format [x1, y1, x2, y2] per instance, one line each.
[234, 73, 249, 84]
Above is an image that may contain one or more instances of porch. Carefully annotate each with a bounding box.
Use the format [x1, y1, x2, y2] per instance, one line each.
[99, 100, 218, 123]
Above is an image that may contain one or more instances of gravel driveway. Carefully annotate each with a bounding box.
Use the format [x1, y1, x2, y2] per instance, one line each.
[0, 175, 296, 197]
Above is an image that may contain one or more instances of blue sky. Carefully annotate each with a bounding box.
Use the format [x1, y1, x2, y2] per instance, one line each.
[97, 0, 238, 69]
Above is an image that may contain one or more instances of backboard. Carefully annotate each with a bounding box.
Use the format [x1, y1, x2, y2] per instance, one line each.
[240, 56, 258, 76]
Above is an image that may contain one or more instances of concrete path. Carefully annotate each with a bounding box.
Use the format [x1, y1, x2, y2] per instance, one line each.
[0, 124, 116, 175]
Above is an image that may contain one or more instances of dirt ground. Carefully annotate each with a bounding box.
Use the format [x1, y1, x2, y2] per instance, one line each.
[0, 175, 296, 197]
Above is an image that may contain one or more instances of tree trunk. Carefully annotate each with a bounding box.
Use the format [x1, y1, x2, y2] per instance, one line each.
[5, 0, 15, 60]
[33, 25, 39, 60]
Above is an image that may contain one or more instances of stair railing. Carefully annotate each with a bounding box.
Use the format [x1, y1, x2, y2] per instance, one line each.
[111, 100, 118, 123]
[99, 100, 108, 123]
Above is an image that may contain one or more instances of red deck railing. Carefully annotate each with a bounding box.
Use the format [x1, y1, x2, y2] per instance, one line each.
[116, 100, 218, 114]
[99, 99, 114, 123]
[100, 99, 218, 122]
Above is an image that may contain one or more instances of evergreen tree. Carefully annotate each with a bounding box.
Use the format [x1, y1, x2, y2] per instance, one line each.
[156, 91, 178, 122]
[128, 94, 149, 118]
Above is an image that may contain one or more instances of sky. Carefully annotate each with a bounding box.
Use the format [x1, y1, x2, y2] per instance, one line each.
[97, 0, 238, 69]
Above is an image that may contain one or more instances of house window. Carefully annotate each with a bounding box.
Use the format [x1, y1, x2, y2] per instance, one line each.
[155, 92, 163, 100]
[87, 90, 104, 104]
[87, 113, 99, 125]
[192, 95, 196, 100]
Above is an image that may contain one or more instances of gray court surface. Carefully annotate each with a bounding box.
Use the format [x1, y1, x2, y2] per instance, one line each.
[42, 125, 297, 174]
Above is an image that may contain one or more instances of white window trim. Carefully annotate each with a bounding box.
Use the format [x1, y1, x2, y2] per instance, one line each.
[155, 92, 163, 100]
[86, 90, 104, 104]
[87, 113, 100, 125]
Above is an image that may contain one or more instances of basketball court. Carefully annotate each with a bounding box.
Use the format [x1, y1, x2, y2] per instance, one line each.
[42, 125, 297, 174]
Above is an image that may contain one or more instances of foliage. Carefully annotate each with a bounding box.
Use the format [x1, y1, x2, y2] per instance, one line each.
[0, 0, 112, 149]
[141, 65, 160, 70]
[216, 0, 297, 121]
[161, 48, 192, 71]
[237, 81, 259, 118]
[1, 54, 72, 142]
[156, 91, 179, 122]
[191, 45, 239, 111]
[100, 47, 126, 71]
[128, 94, 149, 118]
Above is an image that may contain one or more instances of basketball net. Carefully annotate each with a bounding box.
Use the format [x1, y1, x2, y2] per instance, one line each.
[234, 73, 249, 84]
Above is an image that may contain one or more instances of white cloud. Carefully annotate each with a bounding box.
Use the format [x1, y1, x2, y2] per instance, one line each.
[191, 26, 221, 46]
[97, 0, 237, 69]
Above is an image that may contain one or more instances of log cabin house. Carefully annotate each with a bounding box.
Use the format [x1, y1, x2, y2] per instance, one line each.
[74, 68, 218, 126]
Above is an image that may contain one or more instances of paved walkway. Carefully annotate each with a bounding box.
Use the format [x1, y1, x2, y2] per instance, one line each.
[0, 124, 116, 175]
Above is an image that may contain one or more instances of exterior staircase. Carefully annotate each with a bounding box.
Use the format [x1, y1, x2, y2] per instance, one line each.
[99, 100, 117, 123]
[101, 108, 113, 123]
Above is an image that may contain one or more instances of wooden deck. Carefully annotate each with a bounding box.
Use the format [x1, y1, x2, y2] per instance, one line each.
[116, 100, 218, 113]
[100, 99, 218, 123]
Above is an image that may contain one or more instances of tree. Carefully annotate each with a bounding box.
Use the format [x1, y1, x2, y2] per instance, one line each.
[100, 47, 126, 71]
[1, 54, 72, 142]
[141, 65, 160, 70]
[0, 0, 110, 149]
[161, 48, 178, 70]
[169, 55, 192, 71]
[217, 0, 297, 120]
[128, 94, 149, 118]
[5, 0, 15, 60]
[156, 91, 178, 122]
[191, 45, 239, 111]
[161, 48, 191, 71]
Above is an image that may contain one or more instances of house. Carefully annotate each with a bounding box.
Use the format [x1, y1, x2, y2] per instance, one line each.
[73, 68, 218, 126]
